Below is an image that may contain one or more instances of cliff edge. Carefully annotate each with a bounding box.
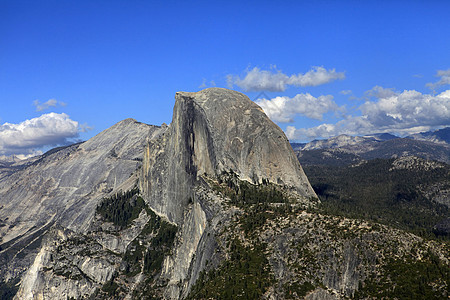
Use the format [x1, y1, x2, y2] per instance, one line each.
[141, 88, 316, 224]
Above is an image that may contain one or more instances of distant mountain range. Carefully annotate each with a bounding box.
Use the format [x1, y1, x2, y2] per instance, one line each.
[407, 127, 450, 144]
[292, 127, 450, 165]
[295, 127, 450, 239]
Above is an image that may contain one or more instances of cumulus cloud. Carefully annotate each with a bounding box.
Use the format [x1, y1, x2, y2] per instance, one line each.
[33, 99, 67, 111]
[426, 69, 450, 91]
[286, 123, 338, 141]
[228, 66, 345, 92]
[0, 113, 81, 156]
[255, 93, 340, 123]
[286, 88, 450, 141]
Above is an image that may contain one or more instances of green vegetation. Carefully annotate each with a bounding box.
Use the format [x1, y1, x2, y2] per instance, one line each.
[122, 207, 177, 277]
[99, 203, 177, 298]
[303, 158, 450, 239]
[143, 218, 177, 275]
[283, 281, 315, 299]
[96, 187, 146, 229]
[101, 276, 122, 297]
[0, 279, 19, 300]
[187, 239, 273, 300]
[211, 170, 299, 234]
[214, 170, 290, 207]
[187, 172, 298, 299]
[239, 201, 295, 234]
[354, 251, 449, 299]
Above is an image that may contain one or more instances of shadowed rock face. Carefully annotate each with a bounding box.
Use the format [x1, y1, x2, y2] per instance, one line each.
[141, 88, 316, 224]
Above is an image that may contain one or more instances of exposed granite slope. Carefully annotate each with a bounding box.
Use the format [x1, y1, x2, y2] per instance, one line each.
[141, 88, 316, 225]
[0, 119, 162, 290]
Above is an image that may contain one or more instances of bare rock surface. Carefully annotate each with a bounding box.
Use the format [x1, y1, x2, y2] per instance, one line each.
[141, 88, 316, 224]
[0, 119, 162, 289]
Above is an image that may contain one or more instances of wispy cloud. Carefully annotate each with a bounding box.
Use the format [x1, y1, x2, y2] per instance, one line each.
[285, 88, 450, 141]
[255, 93, 341, 123]
[199, 78, 207, 88]
[33, 99, 67, 112]
[426, 69, 450, 91]
[199, 78, 217, 89]
[227, 66, 345, 92]
[0, 113, 82, 156]
[364, 85, 397, 99]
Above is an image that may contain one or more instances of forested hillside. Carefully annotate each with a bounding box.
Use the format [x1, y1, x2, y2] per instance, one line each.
[303, 157, 450, 239]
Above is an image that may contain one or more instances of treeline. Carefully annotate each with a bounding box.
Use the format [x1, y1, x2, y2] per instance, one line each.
[213, 170, 299, 234]
[187, 239, 273, 300]
[303, 158, 450, 239]
[215, 170, 289, 207]
[143, 219, 177, 274]
[354, 251, 449, 299]
[0, 280, 19, 300]
[96, 187, 145, 229]
[122, 208, 177, 278]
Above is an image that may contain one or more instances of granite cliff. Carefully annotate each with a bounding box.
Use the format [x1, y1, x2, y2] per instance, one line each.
[0, 88, 448, 299]
[140, 88, 315, 225]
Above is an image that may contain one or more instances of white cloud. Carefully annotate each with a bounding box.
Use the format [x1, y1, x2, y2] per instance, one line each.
[365, 85, 397, 99]
[228, 66, 345, 92]
[286, 124, 338, 141]
[0, 113, 81, 156]
[286, 88, 450, 141]
[340, 90, 352, 95]
[256, 93, 340, 123]
[426, 69, 450, 91]
[360, 89, 449, 129]
[79, 123, 94, 133]
[199, 79, 217, 89]
[286, 67, 345, 87]
[33, 99, 67, 111]
[199, 78, 207, 88]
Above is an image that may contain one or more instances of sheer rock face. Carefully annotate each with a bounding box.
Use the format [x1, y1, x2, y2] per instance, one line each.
[176, 88, 315, 195]
[141, 88, 316, 224]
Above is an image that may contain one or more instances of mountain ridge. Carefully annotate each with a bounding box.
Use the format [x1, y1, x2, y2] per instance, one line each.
[0, 88, 448, 300]
[292, 128, 450, 164]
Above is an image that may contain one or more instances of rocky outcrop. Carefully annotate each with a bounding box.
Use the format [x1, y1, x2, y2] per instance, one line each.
[0, 119, 162, 295]
[141, 88, 316, 225]
[14, 226, 122, 299]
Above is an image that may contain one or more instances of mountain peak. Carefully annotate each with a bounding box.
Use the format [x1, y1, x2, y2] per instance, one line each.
[141, 88, 316, 223]
[174, 88, 314, 193]
[176, 88, 264, 113]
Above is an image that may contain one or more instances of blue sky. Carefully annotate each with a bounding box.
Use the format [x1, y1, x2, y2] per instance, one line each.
[1, 0, 449, 158]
